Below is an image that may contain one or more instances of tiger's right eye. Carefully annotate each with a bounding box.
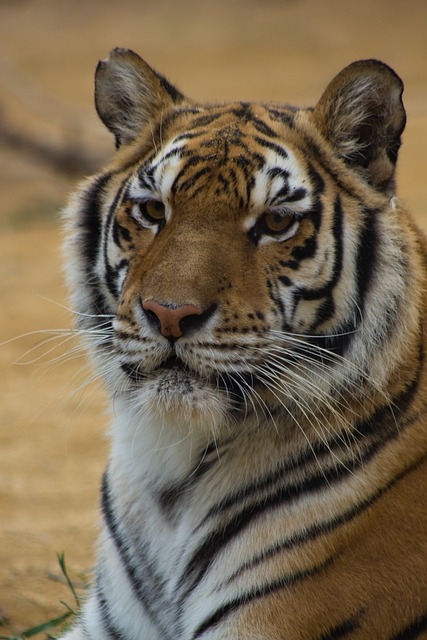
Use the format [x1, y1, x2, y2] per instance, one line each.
[132, 200, 166, 229]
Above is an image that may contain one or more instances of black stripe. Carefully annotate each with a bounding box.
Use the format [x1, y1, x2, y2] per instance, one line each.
[305, 166, 325, 233]
[254, 136, 288, 159]
[112, 217, 132, 247]
[390, 612, 427, 640]
[307, 163, 326, 201]
[80, 173, 112, 269]
[179, 465, 354, 603]
[101, 471, 147, 594]
[294, 128, 364, 201]
[308, 317, 357, 358]
[251, 117, 279, 138]
[227, 167, 241, 202]
[179, 463, 346, 599]
[294, 194, 344, 302]
[170, 155, 207, 194]
[358, 336, 424, 432]
[285, 186, 308, 202]
[217, 172, 229, 191]
[311, 295, 335, 330]
[223, 454, 426, 584]
[355, 206, 378, 315]
[173, 131, 207, 143]
[267, 276, 288, 320]
[192, 556, 334, 639]
[103, 177, 132, 298]
[201, 438, 338, 519]
[231, 103, 253, 123]
[179, 166, 211, 192]
[286, 195, 343, 332]
[101, 472, 170, 637]
[191, 113, 223, 128]
[96, 573, 127, 640]
[143, 142, 185, 177]
[137, 164, 156, 190]
[316, 611, 364, 639]
[268, 166, 289, 181]
[266, 106, 296, 127]
[77, 172, 114, 326]
[176, 107, 204, 116]
[291, 235, 317, 261]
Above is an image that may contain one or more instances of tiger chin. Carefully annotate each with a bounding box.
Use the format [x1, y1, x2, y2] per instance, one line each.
[61, 49, 427, 640]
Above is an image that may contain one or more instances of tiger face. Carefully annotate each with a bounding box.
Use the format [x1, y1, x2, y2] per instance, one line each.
[65, 50, 413, 438]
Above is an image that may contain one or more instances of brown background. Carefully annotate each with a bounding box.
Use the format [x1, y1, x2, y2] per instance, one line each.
[1, 0, 426, 635]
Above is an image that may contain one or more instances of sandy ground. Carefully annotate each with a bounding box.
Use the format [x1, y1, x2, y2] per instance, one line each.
[1, 0, 426, 635]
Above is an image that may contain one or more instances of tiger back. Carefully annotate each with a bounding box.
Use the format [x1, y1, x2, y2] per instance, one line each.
[61, 49, 427, 639]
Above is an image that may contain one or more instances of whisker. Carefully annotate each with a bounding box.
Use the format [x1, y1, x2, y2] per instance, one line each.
[13, 333, 79, 366]
[37, 295, 115, 320]
[267, 329, 380, 389]
[251, 365, 358, 477]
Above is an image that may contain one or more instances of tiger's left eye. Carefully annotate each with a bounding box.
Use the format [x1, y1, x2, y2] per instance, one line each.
[139, 200, 166, 224]
[263, 210, 294, 235]
[132, 199, 166, 229]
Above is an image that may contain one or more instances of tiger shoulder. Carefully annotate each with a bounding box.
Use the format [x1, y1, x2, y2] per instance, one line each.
[60, 50, 427, 639]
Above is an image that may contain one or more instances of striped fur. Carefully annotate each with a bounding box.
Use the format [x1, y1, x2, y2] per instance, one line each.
[61, 50, 427, 639]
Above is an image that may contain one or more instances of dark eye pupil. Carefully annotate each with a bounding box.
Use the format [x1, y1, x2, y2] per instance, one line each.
[153, 202, 163, 213]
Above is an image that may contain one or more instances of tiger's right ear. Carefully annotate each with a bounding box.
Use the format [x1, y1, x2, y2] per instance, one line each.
[95, 48, 184, 148]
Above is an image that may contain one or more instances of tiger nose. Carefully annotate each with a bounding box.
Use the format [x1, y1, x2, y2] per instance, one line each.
[141, 299, 205, 339]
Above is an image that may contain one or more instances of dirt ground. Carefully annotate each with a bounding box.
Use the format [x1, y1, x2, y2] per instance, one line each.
[1, 0, 426, 635]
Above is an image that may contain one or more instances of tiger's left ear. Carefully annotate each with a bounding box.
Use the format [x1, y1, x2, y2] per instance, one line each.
[95, 48, 185, 148]
[313, 59, 406, 193]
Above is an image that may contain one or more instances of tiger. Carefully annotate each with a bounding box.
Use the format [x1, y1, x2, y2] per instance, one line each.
[60, 49, 427, 639]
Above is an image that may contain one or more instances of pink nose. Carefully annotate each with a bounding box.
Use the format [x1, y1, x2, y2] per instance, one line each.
[142, 299, 204, 338]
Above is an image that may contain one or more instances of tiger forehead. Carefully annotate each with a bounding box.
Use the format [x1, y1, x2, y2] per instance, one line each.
[134, 106, 312, 213]
[170, 103, 291, 162]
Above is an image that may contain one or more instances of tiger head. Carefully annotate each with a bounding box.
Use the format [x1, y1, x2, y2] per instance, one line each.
[64, 49, 419, 441]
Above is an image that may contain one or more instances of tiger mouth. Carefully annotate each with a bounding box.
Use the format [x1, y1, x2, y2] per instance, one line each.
[120, 354, 260, 401]
[120, 354, 192, 382]
[161, 355, 189, 371]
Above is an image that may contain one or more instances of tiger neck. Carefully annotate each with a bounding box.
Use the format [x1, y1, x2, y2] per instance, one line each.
[107, 395, 369, 491]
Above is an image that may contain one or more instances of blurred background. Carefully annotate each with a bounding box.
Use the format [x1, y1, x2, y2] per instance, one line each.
[1, 0, 426, 634]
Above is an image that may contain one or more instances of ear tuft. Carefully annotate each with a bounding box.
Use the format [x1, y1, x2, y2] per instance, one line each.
[95, 48, 184, 147]
[313, 59, 406, 193]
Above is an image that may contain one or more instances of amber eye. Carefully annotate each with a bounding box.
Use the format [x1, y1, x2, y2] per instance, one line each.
[139, 200, 166, 223]
[132, 199, 166, 229]
[263, 210, 294, 235]
[248, 208, 299, 244]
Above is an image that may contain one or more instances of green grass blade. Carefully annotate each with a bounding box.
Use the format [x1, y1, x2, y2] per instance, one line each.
[57, 553, 80, 610]
[4, 611, 72, 639]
